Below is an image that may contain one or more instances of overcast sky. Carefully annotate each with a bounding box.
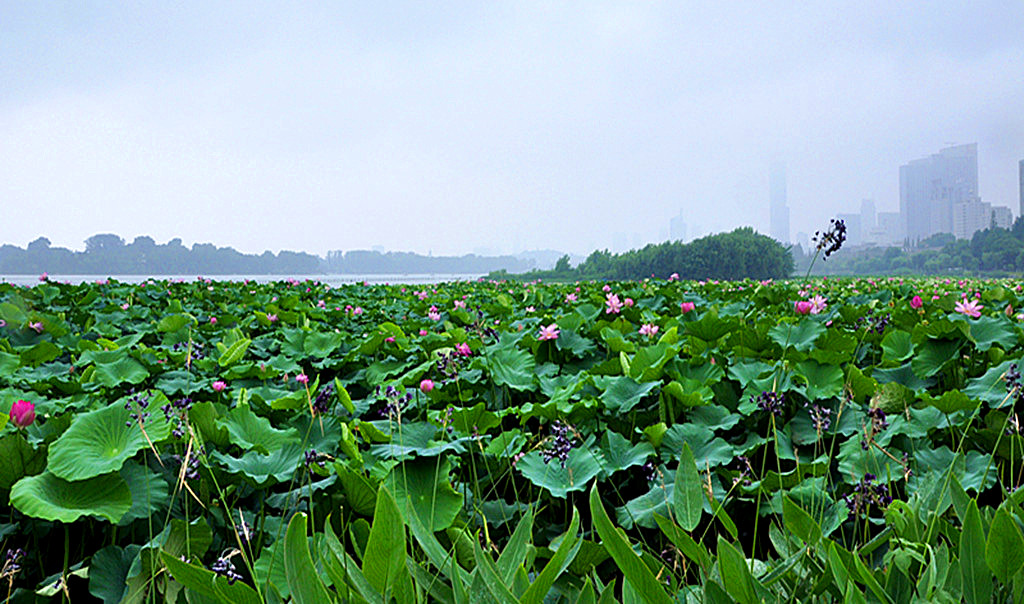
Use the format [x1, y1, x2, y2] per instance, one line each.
[2, 2, 1023, 257]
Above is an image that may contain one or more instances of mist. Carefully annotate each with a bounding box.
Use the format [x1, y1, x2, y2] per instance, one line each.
[2, 2, 1023, 258]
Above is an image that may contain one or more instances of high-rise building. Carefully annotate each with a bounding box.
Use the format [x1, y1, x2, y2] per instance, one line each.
[899, 143, 978, 242]
[1019, 159, 1023, 219]
[769, 162, 789, 243]
[669, 211, 688, 242]
[860, 199, 876, 233]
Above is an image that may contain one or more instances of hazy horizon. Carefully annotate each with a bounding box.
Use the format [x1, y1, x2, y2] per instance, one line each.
[3, 3, 1023, 257]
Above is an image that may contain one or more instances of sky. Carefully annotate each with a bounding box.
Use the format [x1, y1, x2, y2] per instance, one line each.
[2, 2, 1023, 257]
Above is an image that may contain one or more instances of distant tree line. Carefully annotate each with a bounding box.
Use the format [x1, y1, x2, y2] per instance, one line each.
[795, 218, 1024, 276]
[0, 234, 542, 276]
[0, 234, 321, 275]
[492, 227, 794, 281]
[324, 250, 535, 274]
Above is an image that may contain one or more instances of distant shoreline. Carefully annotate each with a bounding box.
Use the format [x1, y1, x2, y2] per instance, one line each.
[0, 273, 487, 287]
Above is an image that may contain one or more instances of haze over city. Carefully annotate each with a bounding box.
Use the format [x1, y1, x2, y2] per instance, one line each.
[2, 3, 1023, 258]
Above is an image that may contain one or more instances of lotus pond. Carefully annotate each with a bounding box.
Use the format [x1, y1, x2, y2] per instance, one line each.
[1, 275, 1024, 602]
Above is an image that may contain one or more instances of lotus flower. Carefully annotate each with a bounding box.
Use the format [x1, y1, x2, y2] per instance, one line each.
[605, 293, 623, 314]
[955, 298, 983, 318]
[28, 321, 44, 333]
[680, 301, 695, 314]
[639, 323, 659, 337]
[808, 295, 827, 314]
[910, 295, 923, 309]
[212, 380, 227, 392]
[267, 314, 278, 323]
[296, 373, 309, 384]
[537, 323, 560, 341]
[455, 343, 472, 356]
[10, 400, 35, 428]
[420, 379, 434, 393]
[794, 300, 813, 314]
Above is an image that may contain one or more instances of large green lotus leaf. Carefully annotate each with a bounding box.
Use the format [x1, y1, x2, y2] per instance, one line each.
[686, 405, 741, 432]
[0, 351, 19, 377]
[598, 430, 654, 477]
[617, 480, 674, 529]
[768, 320, 825, 352]
[485, 337, 536, 391]
[794, 361, 844, 402]
[968, 315, 1018, 352]
[807, 329, 857, 365]
[211, 443, 303, 485]
[0, 432, 46, 489]
[19, 341, 61, 366]
[628, 342, 679, 382]
[872, 362, 936, 393]
[910, 447, 996, 493]
[369, 421, 472, 459]
[118, 460, 170, 525]
[93, 357, 149, 387]
[10, 470, 131, 523]
[881, 330, 915, 363]
[89, 545, 141, 604]
[384, 457, 462, 531]
[517, 443, 604, 498]
[304, 331, 345, 357]
[910, 338, 960, 379]
[597, 375, 659, 414]
[48, 398, 171, 481]
[217, 402, 300, 454]
[964, 359, 1019, 408]
[555, 330, 597, 358]
[660, 424, 733, 468]
[684, 310, 736, 342]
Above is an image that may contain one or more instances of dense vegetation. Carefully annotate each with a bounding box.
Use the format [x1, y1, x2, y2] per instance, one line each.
[797, 217, 1024, 276]
[493, 227, 794, 282]
[1, 274, 1024, 602]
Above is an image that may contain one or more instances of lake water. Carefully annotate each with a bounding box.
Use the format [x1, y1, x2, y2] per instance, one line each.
[0, 273, 488, 287]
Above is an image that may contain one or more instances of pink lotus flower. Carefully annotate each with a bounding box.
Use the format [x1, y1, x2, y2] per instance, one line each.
[602, 284, 611, 292]
[0, 320, 6, 328]
[537, 323, 560, 341]
[121, 303, 130, 310]
[420, 379, 434, 393]
[808, 295, 827, 314]
[455, 343, 472, 356]
[910, 295, 923, 309]
[353, 307, 364, 315]
[624, 298, 634, 307]
[565, 293, 577, 302]
[428, 311, 442, 321]
[209, 317, 217, 324]
[385, 336, 395, 343]
[605, 293, 623, 314]
[419, 329, 428, 336]
[680, 301, 695, 314]
[296, 373, 309, 384]
[668, 273, 679, 282]
[525, 306, 535, 313]
[212, 380, 227, 392]
[39, 272, 48, 282]
[28, 321, 44, 333]
[794, 300, 813, 314]
[955, 298, 983, 318]
[267, 314, 278, 323]
[639, 323, 659, 337]
[454, 300, 466, 309]
[10, 399, 35, 428]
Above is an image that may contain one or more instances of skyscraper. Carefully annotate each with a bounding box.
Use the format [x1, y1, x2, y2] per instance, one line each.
[899, 143, 978, 241]
[769, 162, 789, 243]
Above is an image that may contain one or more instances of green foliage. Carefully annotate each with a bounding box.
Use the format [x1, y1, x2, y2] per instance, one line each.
[1, 274, 1024, 602]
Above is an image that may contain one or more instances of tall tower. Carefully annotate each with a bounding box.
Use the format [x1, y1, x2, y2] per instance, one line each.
[899, 143, 978, 241]
[1019, 159, 1023, 220]
[769, 162, 790, 243]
